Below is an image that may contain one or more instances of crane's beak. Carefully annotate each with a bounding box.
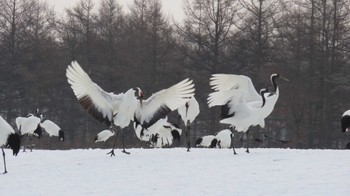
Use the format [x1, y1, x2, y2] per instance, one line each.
[280, 75, 289, 82]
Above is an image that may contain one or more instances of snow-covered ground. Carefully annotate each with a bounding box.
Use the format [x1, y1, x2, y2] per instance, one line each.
[0, 148, 349, 195]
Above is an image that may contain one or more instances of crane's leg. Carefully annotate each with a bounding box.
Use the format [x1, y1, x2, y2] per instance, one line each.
[22, 136, 26, 152]
[107, 126, 119, 157]
[107, 133, 118, 157]
[231, 133, 237, 155]
[186, 122, 191, 152]
[232, 144, 237, 155]
[246, 130, 250, 153]
[121, 129, 130, 154]
[228, 126, 237, 155]
[2, 148, 7, 174]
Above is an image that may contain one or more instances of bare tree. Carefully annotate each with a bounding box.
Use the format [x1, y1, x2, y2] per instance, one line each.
[97, 0, 124, 66]
[178, 0, 239, 73]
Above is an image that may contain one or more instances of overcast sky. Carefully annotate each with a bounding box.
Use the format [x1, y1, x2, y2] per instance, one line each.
[45, 0, 185, 22]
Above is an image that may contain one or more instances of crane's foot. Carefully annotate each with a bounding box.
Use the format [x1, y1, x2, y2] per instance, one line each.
[122, 149, 130, 155]
[246, 148, 250, 153]
[3, 170, 7, 174]
[107, 149, 115, 157]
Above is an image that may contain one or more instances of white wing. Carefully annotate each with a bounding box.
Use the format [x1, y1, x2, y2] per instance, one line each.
[208, 89, 245, 108]
[40, 120, 61, 137]
[178, 96, 200, 126]
[210, 74, 260, 102]
[136, 78, 195, 128]
[15, 117, 26, 131]
[66, 61, 124, 126]
[0, 116, 15, 146]
[20, 116, 41, 135]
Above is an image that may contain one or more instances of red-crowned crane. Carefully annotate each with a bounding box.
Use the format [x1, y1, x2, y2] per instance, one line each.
[178, 96, 199, 152]
[216, 129, 233, 148]
[208, 73, 288, 153]
[209, 73, 288, 125]
[66, 61, 194, 156]
[195, 135, 217, 148]
[0, 116, 21, 174]
[40, 119, 65, 141]
[341, 110, 350, 133]
[16, 110, 43, 152]
[134, 117, 182, 148]
[94, 129, 115, 142]
[16, 111, 43, 139]
[208, 87, 269, 153]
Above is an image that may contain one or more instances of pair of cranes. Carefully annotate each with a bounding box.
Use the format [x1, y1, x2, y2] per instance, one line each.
[66, 61, 287, 155]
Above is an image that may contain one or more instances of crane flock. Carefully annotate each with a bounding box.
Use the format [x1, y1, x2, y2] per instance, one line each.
[66, 61, 287, 156]
[64, 61, 290, 155]
[15, 59, 350, 174]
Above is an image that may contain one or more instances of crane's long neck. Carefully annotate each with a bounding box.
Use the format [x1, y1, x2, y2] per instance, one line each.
[271, 76, 278, 93]
[261, 91, 267, 108]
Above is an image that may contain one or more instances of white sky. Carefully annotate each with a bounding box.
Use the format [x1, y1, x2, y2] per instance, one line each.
[44, 0, 185, 23]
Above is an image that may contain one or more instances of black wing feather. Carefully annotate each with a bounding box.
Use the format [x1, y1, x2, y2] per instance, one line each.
[142, 105, 171, 128]
[79, 95, 112, 126]
[220, 101, 235, 119]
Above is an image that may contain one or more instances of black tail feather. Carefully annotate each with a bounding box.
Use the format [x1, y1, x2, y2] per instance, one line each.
[6, 133, 21, 156]
[171, 130, 181, 141]
[59, 130, 65, 142]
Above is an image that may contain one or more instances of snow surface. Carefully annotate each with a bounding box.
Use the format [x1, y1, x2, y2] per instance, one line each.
[0, 148, 349, 195]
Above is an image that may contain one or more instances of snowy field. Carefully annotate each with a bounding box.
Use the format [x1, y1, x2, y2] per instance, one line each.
[0, 148, 349, 195]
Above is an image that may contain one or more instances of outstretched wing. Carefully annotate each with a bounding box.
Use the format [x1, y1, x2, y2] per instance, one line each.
[15, 117, 26, 131]
[136, 78, 195, 128]
[210, 74, 260, 102]
[208, 89, 250, 120]
[66, 61, 124, 126]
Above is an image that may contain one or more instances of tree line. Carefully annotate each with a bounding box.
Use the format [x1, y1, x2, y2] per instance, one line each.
[1, 0, 350, 149]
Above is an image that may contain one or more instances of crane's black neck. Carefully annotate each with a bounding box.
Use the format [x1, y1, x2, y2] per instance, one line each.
[260, 89, 268, 107]
[270, 74, 279, 92]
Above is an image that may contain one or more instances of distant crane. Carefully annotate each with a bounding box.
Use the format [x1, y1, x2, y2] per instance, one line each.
[341, 110, 350, 133]
[195, 135, 217, 148]
[16, 110, 43, 139]
[40, 119, 65, 141]
[134, 117, 182, 148]
[177, 96, 199, 152]
[16, 110, 43, 152]
[94, 130, 115, 143]
[216, 128, 233, 149]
